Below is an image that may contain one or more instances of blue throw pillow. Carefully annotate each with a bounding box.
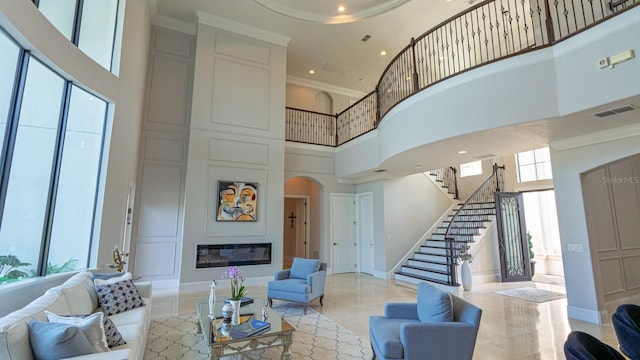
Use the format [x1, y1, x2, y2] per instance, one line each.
[28, 321, 96, 360]
[417, 282, 453, 322]
[289, 258, 321, 279]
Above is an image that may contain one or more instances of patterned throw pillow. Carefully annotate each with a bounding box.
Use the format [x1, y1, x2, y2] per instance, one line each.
[45, 311, 126, 348]
[102, 315, 127, 348]
[94, 279, 145, 316]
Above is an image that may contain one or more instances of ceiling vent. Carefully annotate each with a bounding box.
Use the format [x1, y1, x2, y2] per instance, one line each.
[321, 62, 351, 75]
[473, 154, 497, 160]
[594, 104, 637, 117]
[374, 169, 387, 173]
[361, 34, 371, 42]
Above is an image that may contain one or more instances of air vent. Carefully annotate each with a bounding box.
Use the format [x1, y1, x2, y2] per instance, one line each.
[594, 105, 637, 117]
[374, 169, 387, 173]
[321, 62, 351, 75]
[361, 34, 371, 42]
[473, 154, 497, 160]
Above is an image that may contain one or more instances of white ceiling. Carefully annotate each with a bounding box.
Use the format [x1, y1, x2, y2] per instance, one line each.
[153, 0, 639, 181]
[154, 0, 472, 94]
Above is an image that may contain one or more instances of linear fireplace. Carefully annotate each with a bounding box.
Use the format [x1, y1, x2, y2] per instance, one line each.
[196, 243, 272, 268]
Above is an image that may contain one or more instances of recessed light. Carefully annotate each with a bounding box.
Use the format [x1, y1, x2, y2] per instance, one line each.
[458, 150, 468, 154]
[338, 5, 346, 12]
[380, 50, 387, 56]
[309, 69, 315, 74]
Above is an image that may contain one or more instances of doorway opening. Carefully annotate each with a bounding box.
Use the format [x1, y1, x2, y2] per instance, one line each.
[522, 189, 565, 286]
[283, 196, 309, 269]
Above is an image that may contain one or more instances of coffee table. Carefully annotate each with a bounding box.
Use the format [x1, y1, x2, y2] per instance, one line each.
[195, 298, 295, 360]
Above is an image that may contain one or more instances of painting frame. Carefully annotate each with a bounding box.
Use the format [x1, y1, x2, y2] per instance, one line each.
[216, 181, 258, 222]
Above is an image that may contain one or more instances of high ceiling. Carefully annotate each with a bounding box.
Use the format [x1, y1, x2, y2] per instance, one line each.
[154, 0, 472, 96]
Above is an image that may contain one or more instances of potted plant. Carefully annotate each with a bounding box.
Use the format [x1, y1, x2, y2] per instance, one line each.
[528, 231, 536, 277]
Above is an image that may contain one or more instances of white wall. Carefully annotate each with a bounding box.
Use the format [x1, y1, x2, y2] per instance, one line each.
[552, 135, 640, 323]
[284, 144, 356, 265]
[286, 82, 360, 114]
[381, 173, 453, 270]
[131, 27, 195, 282]
[180, 17, 288, 284]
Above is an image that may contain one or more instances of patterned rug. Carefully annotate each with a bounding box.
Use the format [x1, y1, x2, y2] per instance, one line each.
[494, 287, 566, 303]
[144, 303, 373, 360]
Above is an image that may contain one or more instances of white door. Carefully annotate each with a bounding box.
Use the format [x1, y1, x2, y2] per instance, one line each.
[357, 193, 374, 275]
[331, 193, 356, 273]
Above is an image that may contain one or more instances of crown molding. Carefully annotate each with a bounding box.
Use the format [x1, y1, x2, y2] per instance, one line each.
[151, 14, 197, 35]
[549, 123, 640, 150]
[195, 10, 289, 47]
[252, 0, 410, 24]
[287, 75, 367, 99]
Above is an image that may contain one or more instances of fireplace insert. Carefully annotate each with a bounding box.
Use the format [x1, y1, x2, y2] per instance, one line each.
[196, 243, 272, 268]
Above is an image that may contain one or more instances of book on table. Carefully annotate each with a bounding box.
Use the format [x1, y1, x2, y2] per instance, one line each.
[224, 296, 254, 307]
[229, 319, 271, 338]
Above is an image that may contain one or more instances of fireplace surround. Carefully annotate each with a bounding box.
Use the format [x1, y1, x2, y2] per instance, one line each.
[196, 243, 272, 268]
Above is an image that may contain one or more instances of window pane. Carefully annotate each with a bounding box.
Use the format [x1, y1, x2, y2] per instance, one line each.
[0, 32, 20, 160]
[0, 58, 65, 282]
[536, 162, 553, 180]
[519, 164, 538, 182]
[38, 0, 78, 40]
[534, 147, 550, 162]
[517, 150, 535, 165]
[47, 86, 106, 274]
[78, 0, 119, 70]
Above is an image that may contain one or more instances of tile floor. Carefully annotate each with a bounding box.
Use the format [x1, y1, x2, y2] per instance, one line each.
[151, 273, 619, 360]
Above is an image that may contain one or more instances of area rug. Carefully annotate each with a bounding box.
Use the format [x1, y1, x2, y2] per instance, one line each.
[144, 303, 373, 360]
[494, 287, 566, 303]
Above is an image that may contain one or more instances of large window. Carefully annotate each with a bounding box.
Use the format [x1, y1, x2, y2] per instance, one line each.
[516, 147, 553, 182]
[36, 0, 120, 71]
[0, 30, 108, 285]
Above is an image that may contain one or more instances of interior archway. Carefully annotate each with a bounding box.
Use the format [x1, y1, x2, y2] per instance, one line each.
[283, 177, 323, 269]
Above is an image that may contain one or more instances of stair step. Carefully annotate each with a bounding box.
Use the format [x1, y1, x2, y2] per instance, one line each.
[453, 202, 495, 210]
[400, 265, 450, 282]
[407, 259, 449, 272]
[419, 246, 448, 255]
[431, 233, 477, 241]
[395, 272, 458, 286]
[441, 221, 487, 227]
[414, 252, 447, 262]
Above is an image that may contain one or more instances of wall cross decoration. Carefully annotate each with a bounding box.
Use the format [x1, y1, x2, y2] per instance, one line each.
[288, 212, 296, 228]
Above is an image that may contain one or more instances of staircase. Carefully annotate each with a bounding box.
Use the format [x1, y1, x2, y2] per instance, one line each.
[395, 164, 505, 286]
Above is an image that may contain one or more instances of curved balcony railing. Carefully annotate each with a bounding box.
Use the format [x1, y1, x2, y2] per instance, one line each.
[286, 0, 638, 146]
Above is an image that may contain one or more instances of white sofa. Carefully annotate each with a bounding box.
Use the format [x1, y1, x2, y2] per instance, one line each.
[0, 271, 152, 360]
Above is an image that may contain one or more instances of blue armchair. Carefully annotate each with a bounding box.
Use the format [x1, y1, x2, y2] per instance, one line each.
[369, 282, 482, 360]
[267, 257, 327, 314]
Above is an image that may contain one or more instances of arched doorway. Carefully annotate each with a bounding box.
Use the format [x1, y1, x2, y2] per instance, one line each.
[284, 177, 322, 269]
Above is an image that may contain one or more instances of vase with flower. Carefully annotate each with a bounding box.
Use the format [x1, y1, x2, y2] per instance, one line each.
[221, 266, 246, 325]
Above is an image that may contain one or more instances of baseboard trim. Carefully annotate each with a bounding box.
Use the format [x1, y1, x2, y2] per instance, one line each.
[567, 305, 608, 324]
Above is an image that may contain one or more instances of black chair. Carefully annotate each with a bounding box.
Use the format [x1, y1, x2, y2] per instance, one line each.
[613, 304, 640, 360]
[564, 331, 626, 360]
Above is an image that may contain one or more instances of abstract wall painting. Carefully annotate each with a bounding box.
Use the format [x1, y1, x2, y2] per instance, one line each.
[216, 181, 257, 222]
